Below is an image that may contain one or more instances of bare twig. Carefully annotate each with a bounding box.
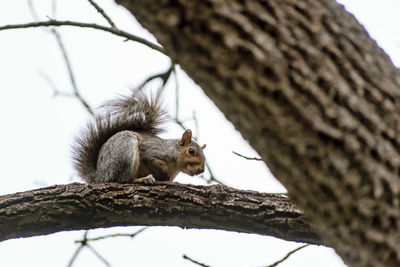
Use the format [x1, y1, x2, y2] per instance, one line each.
[137, 64, 174, 91]
[183, 254, 211, 267]
[264, 244, 310, 267]
[192, 111, 200, 139]
[87, 0, 116, 28]
[71, 234, 112, 267]
[27, 0, 41, 21]
[171, 116, 188, 131]
[77, 227, 147, 242]
[27, 3, 95, 115]
[38, 70, 67, 97]
[86, 244, 112, 267]
[0, 20, 166, 55]
[204, 163, 225, 185]
[174, 69, 180, 119]
[232, 151, 262, 161]
[67, 244, 84, 267]
[68, 227, 147, 267]
[50, 27, 95, 115]
[67, 230, 89, 267]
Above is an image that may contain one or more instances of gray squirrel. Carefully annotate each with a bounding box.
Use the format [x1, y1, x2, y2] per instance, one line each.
[72, 89, 206, 183]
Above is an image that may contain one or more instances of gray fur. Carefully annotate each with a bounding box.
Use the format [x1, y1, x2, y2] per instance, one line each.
[72, 89, 166, 183]
[96, 131, 140, 183]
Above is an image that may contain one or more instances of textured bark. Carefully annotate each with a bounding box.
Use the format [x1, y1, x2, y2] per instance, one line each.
[116, 0, 400, 266]
[0, 182, 320, 244]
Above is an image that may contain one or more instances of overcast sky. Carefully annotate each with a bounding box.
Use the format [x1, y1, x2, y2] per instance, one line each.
[0, 1, 399, 266]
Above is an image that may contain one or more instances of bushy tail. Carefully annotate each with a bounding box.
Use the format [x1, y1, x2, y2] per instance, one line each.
[72, 89, 166, 183]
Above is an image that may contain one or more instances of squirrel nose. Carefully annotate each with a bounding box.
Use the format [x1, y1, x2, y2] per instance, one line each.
[197, 167, 204, 174]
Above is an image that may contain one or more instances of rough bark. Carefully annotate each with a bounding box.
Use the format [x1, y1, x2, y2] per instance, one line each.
[116, 0, 400, 266]
[0, 182, 320, 244]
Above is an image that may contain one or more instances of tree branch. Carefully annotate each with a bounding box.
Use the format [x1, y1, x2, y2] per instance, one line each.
[0, 182, 321, 245]
[87, 0, 117, 28]
[0, 20, 166, 55]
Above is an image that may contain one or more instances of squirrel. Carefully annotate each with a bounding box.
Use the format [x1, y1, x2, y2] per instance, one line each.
[72, 89, 206, 184]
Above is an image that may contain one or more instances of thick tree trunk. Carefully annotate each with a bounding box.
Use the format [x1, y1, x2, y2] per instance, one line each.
[0, 182, 320, 244]
[116, 0, 400, 266]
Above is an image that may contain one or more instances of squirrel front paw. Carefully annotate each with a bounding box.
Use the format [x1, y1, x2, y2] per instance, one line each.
[134, 174, 156, 184]
[143, 174, 156, 184]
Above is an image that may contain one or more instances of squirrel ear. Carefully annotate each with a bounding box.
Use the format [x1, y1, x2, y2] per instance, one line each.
[201, 144, 206, 150]
[179, 129, 192, 146]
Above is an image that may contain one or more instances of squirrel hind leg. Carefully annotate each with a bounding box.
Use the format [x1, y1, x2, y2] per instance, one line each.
[95, 131, 140, 183]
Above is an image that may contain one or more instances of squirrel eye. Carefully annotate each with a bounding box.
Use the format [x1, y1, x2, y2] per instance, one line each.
[188, 148, 195, 155]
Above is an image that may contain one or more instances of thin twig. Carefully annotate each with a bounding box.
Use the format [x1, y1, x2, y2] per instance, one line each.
[69, 230, 113, 267]
[38, 70, 65, 97]
[232, 151, 263, 161]
[26, 3, 95, 115]
[192, 110, 200, 140]
[204, 162, 225, 185]
[174, 68, 180, 119]
[69, 228, 147, 267]
[137, 65, 174, 91]
[0, 20, 166, 55]
[27, 0, 40, 21]
[182, 254, 211, 267]
[86, 244, 112, 267]
[161, 64, 174, 88]
[50, 27, 95, 115]
[171, 117, 188, 131]
[264, 244, 310, 267]
[67, 244, 85, 267]
[78, 227, 147, 242]
[87, 0, 116, 28]
[67, 230, 89, 267]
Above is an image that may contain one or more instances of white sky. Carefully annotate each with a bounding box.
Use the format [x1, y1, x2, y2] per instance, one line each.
[0, 0, 399, 266]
